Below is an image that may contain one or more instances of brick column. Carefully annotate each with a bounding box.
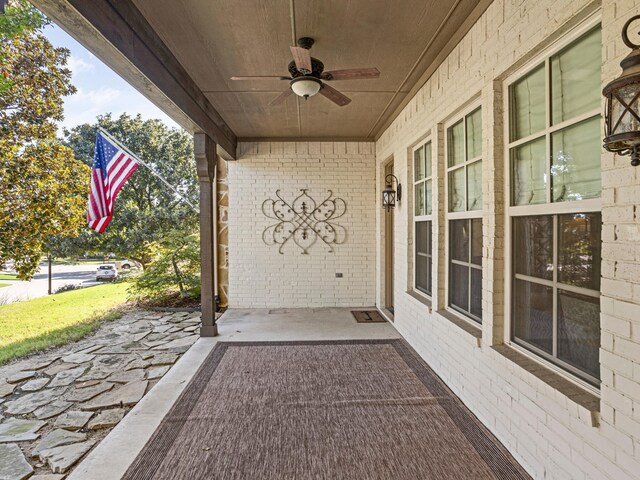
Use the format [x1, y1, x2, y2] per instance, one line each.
[195, 133, 218, 337]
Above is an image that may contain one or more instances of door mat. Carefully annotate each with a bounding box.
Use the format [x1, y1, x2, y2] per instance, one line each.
[351, 310, 387, 323]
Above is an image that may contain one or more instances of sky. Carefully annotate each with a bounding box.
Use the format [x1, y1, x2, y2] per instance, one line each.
[44, 23, 181, 134]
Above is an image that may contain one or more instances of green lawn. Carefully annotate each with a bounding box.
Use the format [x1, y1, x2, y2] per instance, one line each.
[0, 282, 131, 364]
[0, 283, 10, 288]
[0, 273, 18, 281]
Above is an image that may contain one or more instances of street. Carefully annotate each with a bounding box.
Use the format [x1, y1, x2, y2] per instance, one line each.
[0, 263, 104, 304]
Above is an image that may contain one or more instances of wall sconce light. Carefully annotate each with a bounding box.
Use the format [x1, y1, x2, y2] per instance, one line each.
[603, 15, 640, 166]
[382, 174, 401, 211]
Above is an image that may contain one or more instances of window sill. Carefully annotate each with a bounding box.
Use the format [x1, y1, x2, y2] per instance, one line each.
[492, 344, 600, 427]
[435, 309, 482, 347]
[406, 290, 432, 312]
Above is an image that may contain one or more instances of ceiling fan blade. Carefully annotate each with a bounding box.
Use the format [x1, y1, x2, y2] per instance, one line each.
[289, 46, 312, 73]
[231, 76, 291, 80]
[319, 83, 351, 107]
[269, 89, 293, 106]
[321, 68, 380, 81]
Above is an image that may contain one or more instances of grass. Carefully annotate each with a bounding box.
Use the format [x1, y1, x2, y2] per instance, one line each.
[0, 273, 18, 281]
[0, 283, 10, 288]
[0, 282, 131, 365]
[55, 258, 110, 266]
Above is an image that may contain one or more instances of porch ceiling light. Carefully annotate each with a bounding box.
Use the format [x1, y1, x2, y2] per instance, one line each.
[382, 174, 401, 212]
[603, 14, 640, 166]
[290, 76, 322, 99]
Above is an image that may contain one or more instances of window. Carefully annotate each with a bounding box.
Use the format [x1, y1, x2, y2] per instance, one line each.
[413, 141, 432, 296]
[446, 107, 483, 323]
[507, 25, 602, 386]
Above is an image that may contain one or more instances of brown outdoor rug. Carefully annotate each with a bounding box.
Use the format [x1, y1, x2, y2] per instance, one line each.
[351, 310, 387, 323]
[122, 340, 531, 480]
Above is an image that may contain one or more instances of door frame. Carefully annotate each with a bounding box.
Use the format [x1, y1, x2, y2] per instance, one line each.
[383, 159, 395, 319]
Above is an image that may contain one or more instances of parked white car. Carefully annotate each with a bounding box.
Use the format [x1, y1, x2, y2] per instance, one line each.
[119, 259, 135, 269]
[96, 264, 118, 282]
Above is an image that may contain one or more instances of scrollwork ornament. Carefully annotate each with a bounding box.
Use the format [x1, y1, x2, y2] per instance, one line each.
[262, 189, 347, 254]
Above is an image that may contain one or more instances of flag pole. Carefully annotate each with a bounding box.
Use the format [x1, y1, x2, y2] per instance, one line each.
[97, 127, 199, 213]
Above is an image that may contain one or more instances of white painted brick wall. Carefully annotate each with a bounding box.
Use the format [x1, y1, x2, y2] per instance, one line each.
[373, 0, 640, 479]
[228, 141, 376, 308]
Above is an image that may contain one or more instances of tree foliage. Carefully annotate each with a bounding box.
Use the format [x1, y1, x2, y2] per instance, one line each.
[62, 113, 199, 268]
[0, 0, 48, 90]
[0, 2, 88, 280]
[129, 229, 200, 301]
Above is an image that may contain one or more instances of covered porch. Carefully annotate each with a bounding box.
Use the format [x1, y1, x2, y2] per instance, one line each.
[24, 0, 640, 479]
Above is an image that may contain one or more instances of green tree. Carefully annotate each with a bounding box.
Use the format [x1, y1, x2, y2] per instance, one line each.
[0, 2, 88, 280]
[0, 0, 48, 91]
[63, 113, 199, 268]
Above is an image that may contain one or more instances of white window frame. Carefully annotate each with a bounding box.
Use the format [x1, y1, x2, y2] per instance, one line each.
[503, 15, 602, 393]
[412, 140, 433, 299]
[444, 102, 483, 325]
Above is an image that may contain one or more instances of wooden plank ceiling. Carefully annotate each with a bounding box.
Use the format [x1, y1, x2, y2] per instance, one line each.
[130, 0, 487, 140]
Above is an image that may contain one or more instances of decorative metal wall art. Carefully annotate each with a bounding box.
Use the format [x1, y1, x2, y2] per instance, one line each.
[262, 189, 347, 254]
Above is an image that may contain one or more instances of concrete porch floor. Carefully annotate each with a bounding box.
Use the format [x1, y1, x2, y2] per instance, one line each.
[68, 308, 400, 480]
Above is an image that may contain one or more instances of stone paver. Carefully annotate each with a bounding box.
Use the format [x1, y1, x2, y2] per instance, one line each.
[0, 418, 45, 443]
[0, 443, 33, 480]
[34, 401, 72, 420]
[0, 309, 201, 478]
[107, 369, 145, 384]
[48, 366, 88, 388]
[38, 439, 97, 474]
[4, 388, 67, 415]
[0, 378, 16, 397]
[64, 382, 113, 402]
[32, 429, 87, 457]
[87, 408, 125, 430]
[54, 411, 94, 431]
[7, 371, 36, 384]
[82, 380, 148, 411]
[147, 365, 170, 380]
[20, 378, 50, 392]
[60, 353, 96, 364]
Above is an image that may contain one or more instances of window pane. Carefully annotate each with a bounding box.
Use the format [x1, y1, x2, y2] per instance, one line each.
[448, 120, 465, 166]
[470, 268, 482, 320]
[511, 64, 546, 140]
[416, 221, 429, 255]
[551, 116, 601, 202]
[471, 218, 482, 266]
[511, 137, 547, 206]
[551, 28, 602, 125]
[558, 290, 600, 381]
[467, 160, 483, 210]
[425, 179, 432, 215]
[466, 108, 482, 159]
[513, 279, 553, 354]
[414, 146, 425, 181]
[448, 167, 465, 212]
[450, 263, 469, 312]
[425, 142, 432, 178]
[416, 221, 432, 296]
[416, 255, 431, 295]
[558, 212, 601, 290]
[415, 182, 425, 216]
[450, 219, 469, 262]
[514, 216, 553, 280]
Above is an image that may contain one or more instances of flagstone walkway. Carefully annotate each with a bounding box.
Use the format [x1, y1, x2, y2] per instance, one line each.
[0, 309, 201, 479]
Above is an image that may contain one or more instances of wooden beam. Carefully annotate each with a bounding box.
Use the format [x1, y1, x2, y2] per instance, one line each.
[32, 0, 237, 159]
[195, 133, 218, 337]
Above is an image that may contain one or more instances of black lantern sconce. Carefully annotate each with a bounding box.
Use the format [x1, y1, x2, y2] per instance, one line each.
[603, 15, 640, 166]
[382, 174, 401, 211]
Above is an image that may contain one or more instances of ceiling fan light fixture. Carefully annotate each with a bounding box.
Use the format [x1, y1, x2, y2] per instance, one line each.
[290, 76, 322, 98]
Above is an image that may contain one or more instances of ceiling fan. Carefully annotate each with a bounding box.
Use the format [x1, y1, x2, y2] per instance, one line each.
[230, 37, 380, 107]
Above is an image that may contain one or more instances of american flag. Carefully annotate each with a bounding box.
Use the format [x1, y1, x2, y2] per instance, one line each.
[87, 132, 139, 233]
